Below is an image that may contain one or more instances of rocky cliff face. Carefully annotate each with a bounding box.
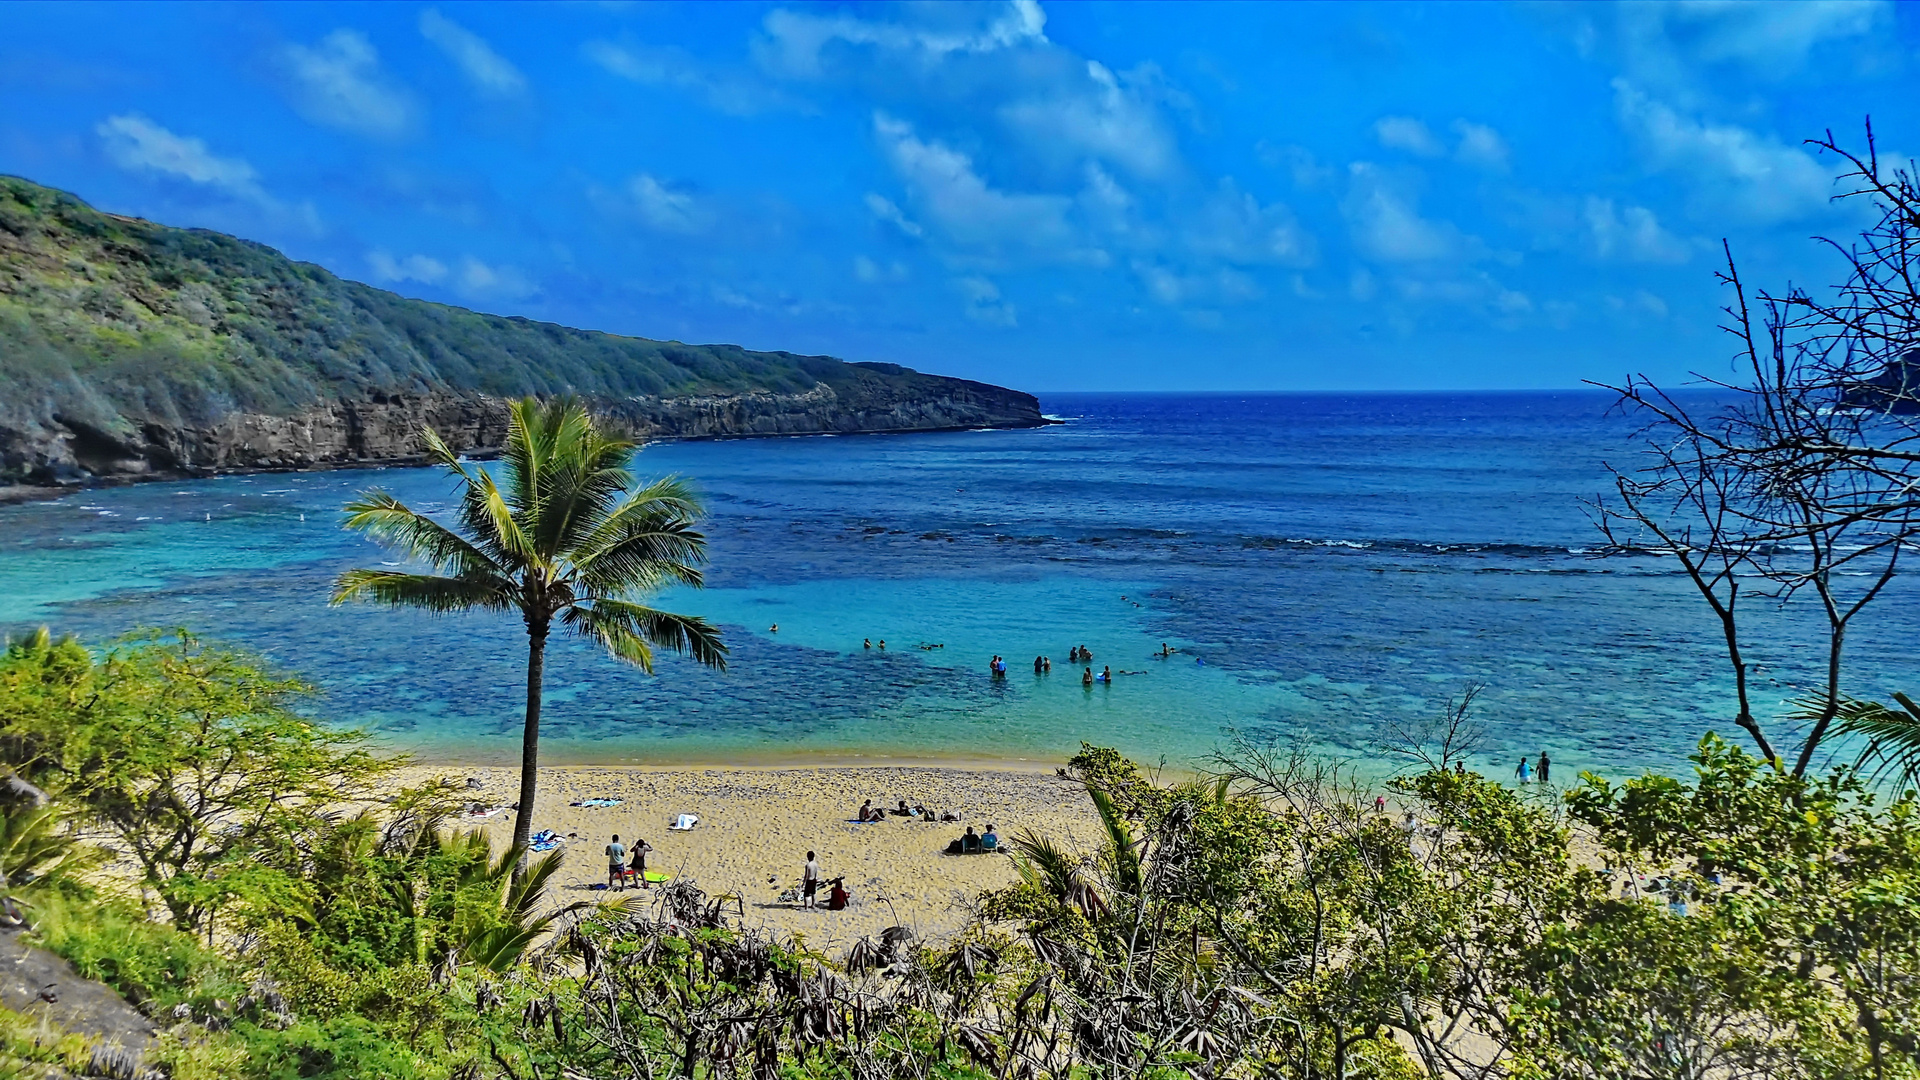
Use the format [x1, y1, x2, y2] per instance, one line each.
[13, 378, 1043, 483]
[0, 176, 1048, 488]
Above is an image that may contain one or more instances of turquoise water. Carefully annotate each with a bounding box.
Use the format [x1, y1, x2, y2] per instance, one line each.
[1, 392, 1913, 778]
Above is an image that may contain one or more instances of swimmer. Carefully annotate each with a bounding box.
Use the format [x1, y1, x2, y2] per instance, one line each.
[1082, 667, 1094, 687]
[770, 624, 778, 633]
[864, 638, 872, 649]
[878, 640, 886, 650]
[1080, 645, 1094, 661]
[1033, 656, 1044, 674]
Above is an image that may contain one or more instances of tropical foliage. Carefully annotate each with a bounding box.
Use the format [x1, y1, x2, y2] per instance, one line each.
[333, 396, 727, 861]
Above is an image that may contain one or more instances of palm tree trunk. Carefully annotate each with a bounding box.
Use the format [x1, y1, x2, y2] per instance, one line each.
[512, 621, 549, 879]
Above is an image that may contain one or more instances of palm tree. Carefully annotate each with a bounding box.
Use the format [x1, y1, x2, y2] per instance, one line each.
[332, 397, 727, 870]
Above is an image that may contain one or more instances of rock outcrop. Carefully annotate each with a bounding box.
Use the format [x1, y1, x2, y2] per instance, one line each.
[0, 176, 1047, 488]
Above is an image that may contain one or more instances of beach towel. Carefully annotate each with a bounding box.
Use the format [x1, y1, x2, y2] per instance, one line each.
[570, 797, 622, 808]
[669, 814, 699, 831]
[464, 806, 505, 819]
[529, 829, 566, 852]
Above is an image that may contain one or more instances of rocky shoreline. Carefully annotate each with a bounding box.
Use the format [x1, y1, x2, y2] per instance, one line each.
[0, 379, 1053, 501]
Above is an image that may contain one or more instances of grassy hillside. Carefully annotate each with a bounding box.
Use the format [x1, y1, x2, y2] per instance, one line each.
[0, 175, 1034, 483]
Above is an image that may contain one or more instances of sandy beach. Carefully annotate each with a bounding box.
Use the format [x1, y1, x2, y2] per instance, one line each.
[402, 763, 1104, 949]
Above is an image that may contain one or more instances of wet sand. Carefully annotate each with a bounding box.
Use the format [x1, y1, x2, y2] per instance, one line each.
[402, 763, 1103, 949]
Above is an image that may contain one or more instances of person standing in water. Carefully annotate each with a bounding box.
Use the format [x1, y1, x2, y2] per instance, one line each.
[1082, 667, 1094, 687]
[1101, 665, 1113, 683]
[1538, 752, 1551, 785]
[1516, 757, 1532, 784]
[1033, 656, 1044, 674]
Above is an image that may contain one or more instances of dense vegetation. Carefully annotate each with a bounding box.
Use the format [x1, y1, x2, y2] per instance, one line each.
[0, 175, 1007, 481]
[4, 629, 1920, 1079]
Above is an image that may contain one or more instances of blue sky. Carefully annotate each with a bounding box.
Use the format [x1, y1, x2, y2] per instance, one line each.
[3, 1, 1915, 391]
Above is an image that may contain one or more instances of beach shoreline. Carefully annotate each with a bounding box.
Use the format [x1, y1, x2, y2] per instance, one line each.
[404, 762, 1104, 947]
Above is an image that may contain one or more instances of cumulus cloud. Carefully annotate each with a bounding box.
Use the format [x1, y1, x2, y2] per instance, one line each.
[1185, 181, 1316, 268]
[1613, 80, 1832, 223]
[758, 0, 1048, 76]
[1132, 261, 1261, 308]
[624, 174, 709, 233]
[954, 275, 1017, 326]
[585, 40, 800, 116]
[96, 114, 319, 229]
[456, 257, 535, 300]
[854, 255, 909, 283]
[1374, 116, 1444, 157]
[419, 9, 526, 98]
[1343, 163, 1470, 263]
[1452, 120, 1509, 171]
[98, 115, 264, 200]
[1583, 197, 1692, 263]
[368, 251, 449, 284]
[873, 113, 1072, 254]
[280, 30, 415, 138]
[864, 192, 924, 237]
[999, 59, 1178, 176]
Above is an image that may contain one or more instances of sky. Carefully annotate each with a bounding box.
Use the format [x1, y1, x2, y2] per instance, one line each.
[2, 1, 1916, 392]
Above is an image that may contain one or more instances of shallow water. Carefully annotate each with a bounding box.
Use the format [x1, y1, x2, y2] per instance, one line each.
[1, 391, 1912, 779]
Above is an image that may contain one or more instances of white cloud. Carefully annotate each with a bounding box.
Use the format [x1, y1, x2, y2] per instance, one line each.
[281, 30, 415, 138]
[456, 257, 535, 300]
[585, 40, 798, 116]
[1583, 197, 1692, 263]
[624, 174, 709, 233]
[97, 115, 263, 199]
[999, 59, 1177, 176]
[368, 251, 449, 285]
[1619, 0, 1885, 75]
[758, 0, 1048, 76]
[854, 255, 909, 283]
[1185, 180, 1316, 268]
[1343, 163, 1470, 263]
[1131, 261, 1261, 307]
[1613, 80, 1833, 223]
[955, 275, 1017, 326]
[1374, 116, 1444, 157]
[863, 192, 923, 237]
[873, 113, 1072, 253]
[419, 9, 526, 98]
[96, 114, 319, 229]
[1452, 120, 1509, 171]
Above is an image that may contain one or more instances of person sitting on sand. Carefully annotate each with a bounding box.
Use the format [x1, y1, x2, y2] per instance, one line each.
[605, 835, 628, 891]
[981, 824, 999, 851]
[961, 825, 980, 854]
[629, 838, 654, 888]
[827, 877, 849, 911]
[895, 799, 911, 817]
[1083, 667, 1094, 687]
[858, 799, 874, 822]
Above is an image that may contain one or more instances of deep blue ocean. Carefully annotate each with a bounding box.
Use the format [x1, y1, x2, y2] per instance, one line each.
[2, 391, 1913, 779]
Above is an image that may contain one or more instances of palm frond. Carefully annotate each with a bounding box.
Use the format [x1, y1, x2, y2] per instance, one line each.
[472, 470, 539, 567]
[329, 571, 515, 614]
[574, 517, 710, 593]
[339, 493, 508, 579]
[1824, 690, 1920, 788]
[562, 599, 728, 673]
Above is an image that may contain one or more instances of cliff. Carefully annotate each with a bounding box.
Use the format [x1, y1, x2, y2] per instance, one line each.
[0, 176, 1046, 486]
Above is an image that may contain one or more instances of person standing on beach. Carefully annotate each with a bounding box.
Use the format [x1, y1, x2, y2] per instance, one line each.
[1538, 752, 1551, 784]
[605, 835, 628, 891]
[629, 838, 653, 889]
[802, 851, 821, 908]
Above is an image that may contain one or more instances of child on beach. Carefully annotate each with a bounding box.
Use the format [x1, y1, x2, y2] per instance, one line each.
[802, 851, 821, 908]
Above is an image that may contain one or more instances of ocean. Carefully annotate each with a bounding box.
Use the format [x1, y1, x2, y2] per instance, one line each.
[2, 391, 1913, 780]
